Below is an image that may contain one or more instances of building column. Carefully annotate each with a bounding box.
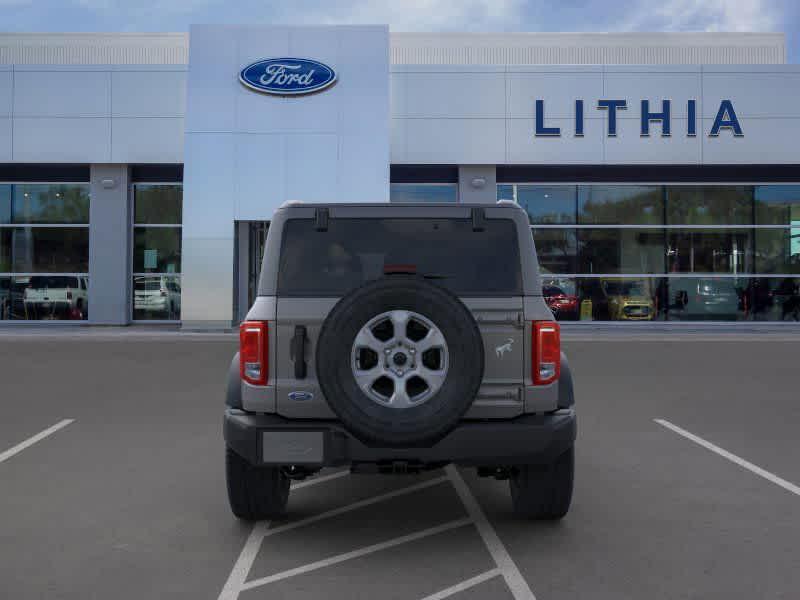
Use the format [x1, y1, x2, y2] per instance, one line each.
[88, 164, 131, 325]
[458, 166, 497, 204]
[180, 234, 235, 330]
[179, 138, 235, 330]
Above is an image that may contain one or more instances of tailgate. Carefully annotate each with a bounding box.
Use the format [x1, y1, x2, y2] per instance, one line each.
[463, 297, 525, 419]
[274, 296, 526, 420]
[26, 289, 67, 302]
[274, 297, 338, 419]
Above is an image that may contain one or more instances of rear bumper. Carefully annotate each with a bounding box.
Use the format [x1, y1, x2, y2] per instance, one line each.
[619, 305, 654, 320]
[24, 300, 70, 308]
[618, 313, 653, 321]
[224, 408, 576, 468]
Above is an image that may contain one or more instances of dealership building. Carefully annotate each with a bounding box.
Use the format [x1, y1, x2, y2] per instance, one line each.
[0, 27, 798, 327]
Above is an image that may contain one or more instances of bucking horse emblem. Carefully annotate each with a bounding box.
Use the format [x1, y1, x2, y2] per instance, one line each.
[495, 338, 514, 358]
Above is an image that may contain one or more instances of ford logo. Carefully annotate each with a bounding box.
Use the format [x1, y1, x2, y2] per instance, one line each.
[239, 58, 337, 96]
[288, 391, 314, 402]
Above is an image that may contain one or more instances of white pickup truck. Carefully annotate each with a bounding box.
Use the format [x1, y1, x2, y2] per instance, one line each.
[23, 275, 88, 320]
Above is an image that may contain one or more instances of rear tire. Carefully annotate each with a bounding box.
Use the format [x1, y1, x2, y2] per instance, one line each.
[509, 447, 574, 520]
[226, 447, 290, 521]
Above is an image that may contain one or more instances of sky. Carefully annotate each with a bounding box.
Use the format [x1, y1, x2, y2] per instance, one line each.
[0, 0, 797, 62]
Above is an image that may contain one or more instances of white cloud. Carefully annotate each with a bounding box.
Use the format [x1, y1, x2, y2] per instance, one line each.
[622, 0, 780, 32]
[278, 0, 524, 31]
[5, 0, 785, 37]
[60, 0, 524, 33]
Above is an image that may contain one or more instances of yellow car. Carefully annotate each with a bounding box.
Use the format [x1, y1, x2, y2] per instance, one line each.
[600, 279, 655, 321]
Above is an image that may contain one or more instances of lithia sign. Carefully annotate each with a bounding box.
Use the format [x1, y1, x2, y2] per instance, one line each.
[535, 99, 743, 138]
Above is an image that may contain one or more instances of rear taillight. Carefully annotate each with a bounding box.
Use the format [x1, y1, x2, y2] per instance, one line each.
[532, 320, 560, 385]
[240, 321, 268, 386]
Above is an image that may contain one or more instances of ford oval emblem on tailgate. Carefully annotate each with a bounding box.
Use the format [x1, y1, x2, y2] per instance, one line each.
[239, 58, 337, 96]
[288, 391, 314, 401]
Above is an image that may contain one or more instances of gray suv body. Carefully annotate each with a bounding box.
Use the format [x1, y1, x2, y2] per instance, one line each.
[225, 202, 576, 520]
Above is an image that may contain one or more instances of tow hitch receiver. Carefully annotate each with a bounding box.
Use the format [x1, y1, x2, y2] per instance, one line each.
[351, 461, 443, 475]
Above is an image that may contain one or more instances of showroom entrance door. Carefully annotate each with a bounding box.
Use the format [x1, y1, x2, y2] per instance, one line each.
[235, 221, 269, 323]
[248, 221, 268, 308]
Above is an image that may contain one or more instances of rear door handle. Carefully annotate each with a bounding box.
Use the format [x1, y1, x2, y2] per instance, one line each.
[474, 313, 524, 327]
[291, 325, 307, 379]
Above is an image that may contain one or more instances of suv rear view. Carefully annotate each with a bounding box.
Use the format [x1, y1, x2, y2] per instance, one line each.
[224, 203, 576, 521]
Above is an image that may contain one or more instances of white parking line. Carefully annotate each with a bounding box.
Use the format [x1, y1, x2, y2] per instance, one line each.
[217, 475, 449, 600]
[219, 468, 535, 599]
[217, 471, 345, 600]
[419, 569, 501, 600]
[265, 476, 449, 538]
[655, 418, 800, 497]
[291, 469, 350, 489]
[0, 419, 74, 464]
[445, 465, 537, 600]
[217, 520, 271, 600]
[240, 518, 472, 591]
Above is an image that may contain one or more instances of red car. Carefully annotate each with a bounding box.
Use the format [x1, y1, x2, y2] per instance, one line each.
[543, 284, 579, 320]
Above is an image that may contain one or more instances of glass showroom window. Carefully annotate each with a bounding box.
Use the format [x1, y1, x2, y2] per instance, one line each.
[578, 229, 665, 275]
[746, 277, 800, 321]
[578, 185, 663, 225]
[667, 186, 752, 225]
[755, 185, 800, 225]
[531, 228, 578, 274]
[665, 276, 749, 321]
[499, 183, 800, 322]
[390, 184, 457, 203]
[501, 185, 576, 224]
[667, 229, 753, 274]
[0, 183, 90, 321]
[754, 185, 800, 276]
[132, 184, 182, 321]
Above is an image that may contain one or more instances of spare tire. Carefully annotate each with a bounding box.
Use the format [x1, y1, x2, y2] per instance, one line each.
[316, 277, 484, 447]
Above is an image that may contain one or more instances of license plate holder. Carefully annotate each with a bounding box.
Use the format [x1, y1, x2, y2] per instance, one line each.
[261, 431, 324, 465]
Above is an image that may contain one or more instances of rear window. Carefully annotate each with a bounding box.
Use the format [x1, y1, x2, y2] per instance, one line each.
[276, 218, 522, 296]
[29, 276, 78, 289]
[603, 280, 648, 296]
[135, 278, 159, 292]
[698, 279, 737, 295]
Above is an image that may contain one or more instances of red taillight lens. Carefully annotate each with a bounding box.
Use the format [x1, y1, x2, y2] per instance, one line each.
[532, 320, 560, 385]
[239, 321, 268, 386]
[383, 264, 417, 275]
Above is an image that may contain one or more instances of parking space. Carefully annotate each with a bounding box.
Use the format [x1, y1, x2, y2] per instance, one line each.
[1, 332, 799, 599]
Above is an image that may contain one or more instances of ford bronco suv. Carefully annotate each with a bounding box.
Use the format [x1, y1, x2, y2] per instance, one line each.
[224, 202, 576, 521]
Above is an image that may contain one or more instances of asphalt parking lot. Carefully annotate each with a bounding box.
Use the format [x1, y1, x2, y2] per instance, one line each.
[1, 330, 799, 599]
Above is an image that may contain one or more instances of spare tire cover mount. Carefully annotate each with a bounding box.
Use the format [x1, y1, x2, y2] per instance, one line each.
[315, 277, 484, 447]
[351, 309, 449, 409]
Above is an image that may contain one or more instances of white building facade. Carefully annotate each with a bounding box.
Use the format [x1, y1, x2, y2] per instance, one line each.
[0, 28, 798, 326]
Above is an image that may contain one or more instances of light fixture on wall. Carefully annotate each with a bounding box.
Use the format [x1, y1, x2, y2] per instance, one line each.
[470, 177, 487, 189]
[101, 178, 117, 189]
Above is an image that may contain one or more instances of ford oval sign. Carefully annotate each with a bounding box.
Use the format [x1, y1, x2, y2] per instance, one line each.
[239, 58, 337, 96]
